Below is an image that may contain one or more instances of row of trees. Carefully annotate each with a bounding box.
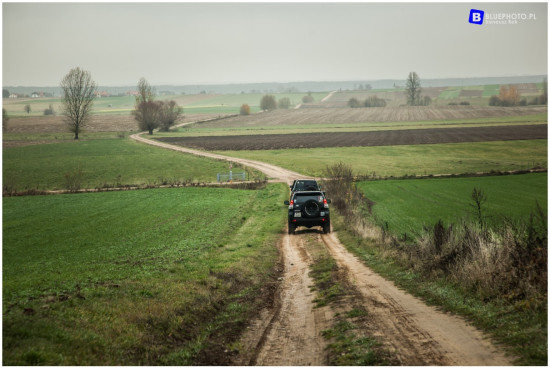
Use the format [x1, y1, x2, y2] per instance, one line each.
[347, 95, 387, 108]
[256, 92, 315, 112]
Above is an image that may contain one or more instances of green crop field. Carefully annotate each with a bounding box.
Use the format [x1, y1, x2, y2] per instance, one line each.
[438, 87, 461, 100]
[215, 140, 547, 178]
[357, 173, 547, 238]
[483, 85, 501, 97]
[3, 184, 287, 365]
[2, 138, 255, 191]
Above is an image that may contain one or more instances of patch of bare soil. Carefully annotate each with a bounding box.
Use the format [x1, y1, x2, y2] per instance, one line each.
[157, 124, 547, 151]
[193, 105, 547, 129]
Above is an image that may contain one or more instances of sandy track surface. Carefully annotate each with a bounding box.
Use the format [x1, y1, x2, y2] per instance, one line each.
[132, 129, 513, 365]
[321, 232, 512, 365]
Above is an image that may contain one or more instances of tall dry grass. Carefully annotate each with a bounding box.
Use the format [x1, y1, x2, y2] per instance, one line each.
[323, 162, 547, 307]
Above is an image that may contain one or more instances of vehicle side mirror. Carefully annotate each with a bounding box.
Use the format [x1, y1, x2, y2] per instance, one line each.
[326, 199, 331, 204]
[284, 200, 290, 205]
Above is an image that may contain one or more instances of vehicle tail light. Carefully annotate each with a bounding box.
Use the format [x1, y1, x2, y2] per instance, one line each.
[323, 198, 329, 208]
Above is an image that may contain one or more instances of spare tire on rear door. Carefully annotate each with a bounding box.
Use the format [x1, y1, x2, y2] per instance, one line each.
[303, 199, 320, 218]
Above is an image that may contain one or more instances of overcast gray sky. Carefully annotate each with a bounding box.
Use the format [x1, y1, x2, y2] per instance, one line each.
[2, 2, 548, 86]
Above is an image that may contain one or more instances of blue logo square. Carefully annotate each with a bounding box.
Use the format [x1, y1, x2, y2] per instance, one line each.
[469, 9, 484, 24]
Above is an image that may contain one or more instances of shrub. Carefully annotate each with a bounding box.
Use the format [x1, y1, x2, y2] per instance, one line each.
[64, 168, 84, 192]
[347, 98, 361, 108]
[364, 96, 386, 108]
[418, 96, 432, 106]
[239, 104, 250, 115]
[489, 95, 501, 106]
[302, 93, 314, 103]
[43, 104, 56, 116]
[260, 95, 277, 111]
[278, 97, 290, 109]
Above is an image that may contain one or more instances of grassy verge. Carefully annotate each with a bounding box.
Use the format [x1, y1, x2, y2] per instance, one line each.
[302, 232, 397, 365]
[216, 139, 547, 177]
[3, 184, 287, 365]
[2, 138, 258, 192]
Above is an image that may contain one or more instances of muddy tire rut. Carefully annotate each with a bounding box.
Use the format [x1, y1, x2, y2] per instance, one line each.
[132, 129, 514, 366]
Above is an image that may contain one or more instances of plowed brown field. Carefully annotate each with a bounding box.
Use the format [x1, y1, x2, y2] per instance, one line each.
[194, 106, 547, 128]
[157, 124, 547, 151]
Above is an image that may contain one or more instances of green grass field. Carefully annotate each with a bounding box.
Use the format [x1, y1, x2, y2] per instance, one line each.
[3, 184, 287, 365]
[215, 140, 547, 178]
[357, 173, 547, 238]
[2, 138, 255, 191]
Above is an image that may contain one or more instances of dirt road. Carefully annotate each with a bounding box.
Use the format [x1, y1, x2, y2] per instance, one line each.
[131, 130, 514, 365]
[131, 131, 308, 182]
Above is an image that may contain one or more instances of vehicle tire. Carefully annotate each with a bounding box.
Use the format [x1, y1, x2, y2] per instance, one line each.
[288, 223, 296, 235]
[303, 200, 320, 218]
[323, 222, 330, 234]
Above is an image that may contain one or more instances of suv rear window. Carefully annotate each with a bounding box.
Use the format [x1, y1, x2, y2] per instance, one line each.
[292, 180, 319, 191]
[293, 192, 324, 202]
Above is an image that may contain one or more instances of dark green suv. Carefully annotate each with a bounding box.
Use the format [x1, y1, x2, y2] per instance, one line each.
[284, 191, 331, 234]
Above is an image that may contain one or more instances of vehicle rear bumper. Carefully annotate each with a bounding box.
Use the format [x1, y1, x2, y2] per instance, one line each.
[289, 217, 330, 227]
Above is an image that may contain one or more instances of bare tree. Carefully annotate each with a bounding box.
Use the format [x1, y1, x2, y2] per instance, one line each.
[470, 187, 487, 227]
[158, 100, 183, 132]
[406, 71, 422, 106]
[136, 77, 155, 105]
[24, 104, 31, 114]
[132, 78, 160, 134]
[3, 108, 8, 132]
[60, 67, 97, 139]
